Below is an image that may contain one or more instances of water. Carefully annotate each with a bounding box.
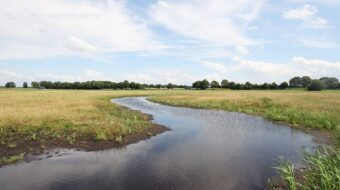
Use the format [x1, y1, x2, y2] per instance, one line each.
[0, 97, 320, 190]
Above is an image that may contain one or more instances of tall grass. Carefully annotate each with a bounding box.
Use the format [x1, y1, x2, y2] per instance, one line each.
[150, 90, 340, 130]
[273, 147, 340, 190]
[0, 89, 169, 147]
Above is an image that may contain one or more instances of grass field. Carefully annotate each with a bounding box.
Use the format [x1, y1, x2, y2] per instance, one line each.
[0, 89, 170, 165]
[150, 90, 340, 131]
[0, 89, 339, 167]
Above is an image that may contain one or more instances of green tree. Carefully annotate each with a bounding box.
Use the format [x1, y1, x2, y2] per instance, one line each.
[129, 82, 136, 89]
[23, 82, 28, 88]
[279, 82, 289, 89]
[167, 83, 174, 89]
[122, 80, 129, 89]
[301, 76, 312, 87]
[31, 82, 40, 88]
[289, 76, 303, 87]
[307, 80, 324, 91]
[221, 79, 229, 88]
[319, 77, 339, 89]
[201, 79, 210, 90]
[155, 84, 162, 89]
[5, 82, 16, 88]
[244, 82, 252, 90]
[192, 81, 201, 89]
[270, 82, 278, 89]
[210, 80, 220, 88]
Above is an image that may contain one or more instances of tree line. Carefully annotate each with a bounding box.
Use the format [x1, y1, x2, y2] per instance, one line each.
[2, 80, 188, 90]
[2, 76, 339, 91]
[192, 76, 340, 91]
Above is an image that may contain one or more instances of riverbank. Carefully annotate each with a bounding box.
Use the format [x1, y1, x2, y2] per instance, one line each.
[149, 90, 340, 143]
[0, 89, 169, 166]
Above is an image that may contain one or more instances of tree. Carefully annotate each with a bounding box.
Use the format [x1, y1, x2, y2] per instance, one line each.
[228, 81, 236, 89]
[23, 82, 28, 88]
[192, 81, 201, 89]
[31, 82, 40, 88]
[270, 82, 278, 89]
[122, 80, 129, 89]
[221, 79, 229, 88]
[5, 82, 16, 88]
[210, 80, 220, 88]
[301, 76, 312, 87]
[244, 82, 252, 90]
[279, 82, 289, 89]
[129, 82, 136, 89]
[167, 83, 174, 89]
[155, 84, 162, 89]
[308, 80, 324, 91]
[289, 76, 303, 87]
[319, 77, 339, 89]
[39, 81, 53, 89]
[201, 79, 210, 90]
[192, 79, 209, 90]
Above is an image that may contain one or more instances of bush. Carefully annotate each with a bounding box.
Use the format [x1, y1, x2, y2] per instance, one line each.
[307, 80, 324, 91]
[23, 82, 28, 88]
[5, 82, 16, 88]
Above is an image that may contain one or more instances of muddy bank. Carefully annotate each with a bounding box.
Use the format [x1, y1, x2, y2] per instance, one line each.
[0, 124, 168, 167]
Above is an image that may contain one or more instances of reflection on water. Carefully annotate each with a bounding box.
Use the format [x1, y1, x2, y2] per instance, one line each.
[0, 97, 319, 190]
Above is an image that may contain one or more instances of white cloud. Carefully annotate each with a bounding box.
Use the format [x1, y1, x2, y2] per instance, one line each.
[66, 36, 97, 52]
[289, 0, 340, 5]
[0, 0, 162, 60]
[299, 37, 338, 48]
[119, 69, 198, 85]
[149, 0, 265, 47]
[235, 45, 250, 56]
[201, 60, 228, 72]
[201, 57, 340, 83]
[0, 68, 200, 86]
[283, 4, 329, 28]
[0, 69, 112, 86]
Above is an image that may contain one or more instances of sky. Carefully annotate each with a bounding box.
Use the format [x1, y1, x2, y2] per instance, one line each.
[1, 0, 340, 86]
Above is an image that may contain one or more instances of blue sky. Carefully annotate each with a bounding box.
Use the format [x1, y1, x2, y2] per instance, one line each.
[1, 0, 340, 86]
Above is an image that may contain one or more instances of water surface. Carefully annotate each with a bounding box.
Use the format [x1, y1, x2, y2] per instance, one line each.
[0, 97, 319, 190]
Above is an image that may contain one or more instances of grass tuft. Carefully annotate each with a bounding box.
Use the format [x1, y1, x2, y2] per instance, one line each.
[273, 147, 340, 190]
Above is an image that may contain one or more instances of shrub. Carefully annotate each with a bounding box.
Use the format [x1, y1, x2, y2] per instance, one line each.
[5, 82, 16, 88]
[23, 82, 28, 88]
[307, 80, 324, 91]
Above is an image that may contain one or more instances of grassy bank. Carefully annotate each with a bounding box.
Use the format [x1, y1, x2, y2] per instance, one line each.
[150, 90, 340, 131]
[0, 89, 168, 165]
[271, 147, 340, 190]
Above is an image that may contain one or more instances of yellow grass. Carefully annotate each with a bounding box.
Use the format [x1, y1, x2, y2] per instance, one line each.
[0, 89, 168, 145]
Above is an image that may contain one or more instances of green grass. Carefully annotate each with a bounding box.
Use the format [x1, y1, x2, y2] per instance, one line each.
[0, 153, 25, 166]
[150, 90, 340, 131]
[272, 147, 340, 190]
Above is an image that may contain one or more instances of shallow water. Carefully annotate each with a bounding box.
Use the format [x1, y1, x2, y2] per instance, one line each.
[0, 97, 319, 190]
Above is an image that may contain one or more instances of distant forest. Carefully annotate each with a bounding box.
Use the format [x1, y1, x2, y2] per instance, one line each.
[2, 76, 340, 91]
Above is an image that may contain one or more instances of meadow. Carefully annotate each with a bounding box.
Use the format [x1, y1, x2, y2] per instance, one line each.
[0, 89, 170, 165]
[150, 89, 340, 131]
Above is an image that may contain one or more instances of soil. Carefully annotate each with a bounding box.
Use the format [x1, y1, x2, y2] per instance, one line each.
[0, 124, 169, 167]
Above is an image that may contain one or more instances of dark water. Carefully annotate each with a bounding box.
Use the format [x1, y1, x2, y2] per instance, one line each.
[0, 97, 319, 190]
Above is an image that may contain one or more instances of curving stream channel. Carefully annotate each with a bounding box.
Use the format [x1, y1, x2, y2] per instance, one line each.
[0, 97, 320, 190]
